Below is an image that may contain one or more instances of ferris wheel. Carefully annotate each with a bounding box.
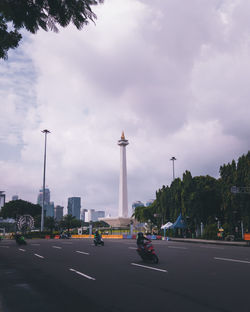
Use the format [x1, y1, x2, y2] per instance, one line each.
[17, 215, 35, 232]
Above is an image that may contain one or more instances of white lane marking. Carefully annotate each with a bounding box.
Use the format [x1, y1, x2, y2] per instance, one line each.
[168, 246, 188, 250]
[52, 246, 62, 249]
[34, 253, 44, 259]
[200, 246, 224, 249]
[31, 244, 40, 246]
[76, 251, 89, 255]
[131, 263, 168, 273]
[128, 247, 137, 250]
[19, 248, 26, 252]
[69, 268, 95, 280]
[214, 257, 250, 264]
[0, 246, 9, 248]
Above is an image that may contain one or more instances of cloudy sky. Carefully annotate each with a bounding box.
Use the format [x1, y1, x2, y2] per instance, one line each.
[1, 0, 250, 216]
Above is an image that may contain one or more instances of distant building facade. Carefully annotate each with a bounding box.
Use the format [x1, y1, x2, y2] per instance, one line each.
[54, 205, 64, 221]
[12, 195, 18, 201]
[0, 192, 5, 212]
[132, 201, 144, 213]
[37, 188, 54, 218]
[81, 209, 88, 222]
[84, 209, 105, 222]
[96, 211, 105, 219]
[45, 202, 54, 218]
[85, 209, 95, 222]
[37, 188, 50, 206]
[145, 199, 154, 207]
[67, 197, 81, 220]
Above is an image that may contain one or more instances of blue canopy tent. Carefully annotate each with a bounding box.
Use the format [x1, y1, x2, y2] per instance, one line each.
[170, 213, 187, 229]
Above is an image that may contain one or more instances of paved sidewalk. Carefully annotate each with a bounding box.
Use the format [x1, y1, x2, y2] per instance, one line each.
[167, 237, 249, 247]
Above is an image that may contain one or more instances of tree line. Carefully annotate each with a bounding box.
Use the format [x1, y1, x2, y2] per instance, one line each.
[133, 151, 250, 239]
[0, 199, 81, 233]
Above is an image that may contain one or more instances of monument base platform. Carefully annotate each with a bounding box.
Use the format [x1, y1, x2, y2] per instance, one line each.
[100, 217, 132, 228]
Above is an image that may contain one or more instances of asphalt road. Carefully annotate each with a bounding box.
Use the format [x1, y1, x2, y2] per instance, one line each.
[0, 238, 250, 312]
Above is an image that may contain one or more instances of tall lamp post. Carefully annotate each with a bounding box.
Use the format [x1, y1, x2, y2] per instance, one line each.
[41, 129, 50, 232]
[170, 156, 177, 181]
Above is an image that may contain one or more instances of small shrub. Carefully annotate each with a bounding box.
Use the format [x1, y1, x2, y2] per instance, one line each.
[202, 224, 218, 240]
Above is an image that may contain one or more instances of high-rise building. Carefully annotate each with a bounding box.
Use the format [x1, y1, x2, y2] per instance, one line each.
[54, 205, 64, 221]
[37, 188, 50, 207]
[118, 131, 129, 218]
[67, 197, 81, 220]
[81, 209, 88, 222]
[45, 202, 54, 218]
[85, 209, 95, 222]
[37, 188, 54, 217]
[0, 191, 5, 212]
[12, 195, 18, 201]
[96, 211, 105, 219]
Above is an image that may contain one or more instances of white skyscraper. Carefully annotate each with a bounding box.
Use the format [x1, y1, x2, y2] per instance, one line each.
[118, 131, 129, 218]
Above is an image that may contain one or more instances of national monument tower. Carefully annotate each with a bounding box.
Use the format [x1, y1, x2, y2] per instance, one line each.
[118, 131, 129, 218]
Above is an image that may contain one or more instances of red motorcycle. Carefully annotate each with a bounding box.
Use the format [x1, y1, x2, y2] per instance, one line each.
[137, 240, 159, 264]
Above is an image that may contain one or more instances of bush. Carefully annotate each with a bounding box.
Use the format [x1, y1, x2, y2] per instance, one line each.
[202, 224, 218, 240]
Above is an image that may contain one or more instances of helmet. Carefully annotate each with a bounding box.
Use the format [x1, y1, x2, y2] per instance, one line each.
[137, 232, 144, 238]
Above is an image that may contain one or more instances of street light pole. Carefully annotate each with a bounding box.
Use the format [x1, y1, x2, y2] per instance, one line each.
[170, 157, 177, 181]
[41, 129, 50, 232]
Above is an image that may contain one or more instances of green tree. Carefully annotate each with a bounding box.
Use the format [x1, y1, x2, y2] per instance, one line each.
[0, 199, 41, 219]
[59, 214, 81, 233]
[0, 0, 104, 59]
[44, 216, 56, 233]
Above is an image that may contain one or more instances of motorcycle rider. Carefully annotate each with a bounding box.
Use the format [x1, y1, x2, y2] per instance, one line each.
[136, 232, 150, 250]
[94, 230, 101, 243]
[15, 232, 26, 244]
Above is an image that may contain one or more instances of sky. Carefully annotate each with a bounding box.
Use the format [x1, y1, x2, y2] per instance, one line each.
[0, 0, 250, 217]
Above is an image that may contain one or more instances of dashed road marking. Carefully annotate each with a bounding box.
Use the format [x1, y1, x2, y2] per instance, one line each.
[76, 251, 89, 255]
[214, 257, 250, 264]
[34, 253, 44, 259]
[200, 246, 224, 249]
[19, 248, 26, 252]
[131, 263, 168, 273]
[69, 268, 95, 280]
[128, 247, 137, 250]
[52, 246, 62, 249]
[168, 246, 188, 250]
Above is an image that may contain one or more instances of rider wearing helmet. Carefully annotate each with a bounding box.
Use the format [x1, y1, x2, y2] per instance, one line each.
[136, 232, 149, 250]
[94, 230, 101, 242]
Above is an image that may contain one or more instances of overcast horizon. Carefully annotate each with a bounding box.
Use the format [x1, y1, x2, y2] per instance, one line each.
[1, 0, 250, 217]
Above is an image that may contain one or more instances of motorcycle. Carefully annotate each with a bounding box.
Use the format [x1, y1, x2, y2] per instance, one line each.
[15, 235, 27, 245]
[59, 233, 70, 239]
[137, 240, 159, 264]
[94, 236, 104, 246]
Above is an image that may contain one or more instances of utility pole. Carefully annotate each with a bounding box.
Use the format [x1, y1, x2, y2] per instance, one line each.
[41, 129, 50, 232]
[170, 157, 177, 181]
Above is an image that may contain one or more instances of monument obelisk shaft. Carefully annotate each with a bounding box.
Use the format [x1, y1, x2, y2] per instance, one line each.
[118, 131, 129, 218]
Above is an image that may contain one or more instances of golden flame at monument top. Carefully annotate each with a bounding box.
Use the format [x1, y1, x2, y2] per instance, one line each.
[121, 131, 125, 140]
